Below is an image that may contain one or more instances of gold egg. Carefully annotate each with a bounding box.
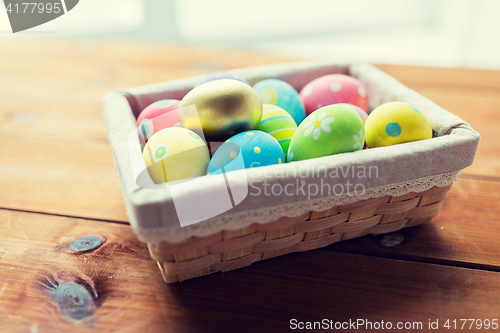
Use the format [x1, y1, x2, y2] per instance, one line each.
[178, 79, 263, 141]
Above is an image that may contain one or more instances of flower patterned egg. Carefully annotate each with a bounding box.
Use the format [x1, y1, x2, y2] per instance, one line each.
[255, 104, 297, 156]
[195, 71, 250, 87]
[299, 74, 369, 115]
[288, 104, 365, 162]
[365, 102, 432, 148]
[143, 127, 210, 184]
[335, 103, 368, 124]
[136, 99, 181, 142]
[179, 79, 263, 142]
[253, 79, 306, 126]
[207, 130, 284, 175]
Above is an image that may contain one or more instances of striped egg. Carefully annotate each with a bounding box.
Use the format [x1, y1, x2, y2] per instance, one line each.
[256, 104, 297, 157]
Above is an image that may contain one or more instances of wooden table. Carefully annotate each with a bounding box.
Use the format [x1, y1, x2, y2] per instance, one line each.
[0, 39, 499, 333]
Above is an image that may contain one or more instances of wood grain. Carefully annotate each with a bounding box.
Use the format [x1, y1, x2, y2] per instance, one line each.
[0, 39, 292, 143]
[0, 39, 290, 220]
[329, 176, 500, 270]
[408, 86, 500, 177]
[1, 209, 500, 333]
[375, 64, 500, 92]
[0, 128, 497, 269]
[0, 137, 128, 222]
[1, 40, 498, 332]
[0, 42, 495, 228]
[375, 64, 500, 178]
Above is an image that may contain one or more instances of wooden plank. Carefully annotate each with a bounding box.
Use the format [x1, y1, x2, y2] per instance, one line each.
[3, 145, 495, 270]
[376, 65, 500, 178]
[405, 87, 500, 177]
[0, 132, 495, 238]
[0, 40, 287, 221]
[375, 64, 500, 92]
[1, 41, 497, 332]
[0, 137, 128, 222]
[0, 40, 291, 220]
[1, 209, 500, 332]
[0, 39, 292, 142]
[329, 176, 500, 270]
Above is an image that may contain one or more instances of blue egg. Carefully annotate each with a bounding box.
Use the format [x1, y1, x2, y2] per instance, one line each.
[253, 79, 306, 126]
[196, 71, 250, 87]
[207, 130, 285, 175]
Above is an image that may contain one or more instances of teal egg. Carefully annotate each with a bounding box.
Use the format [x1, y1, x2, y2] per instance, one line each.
[207, 130, 284, 174]
[253, 79, 306, 126]
[287, 104, 365, 162]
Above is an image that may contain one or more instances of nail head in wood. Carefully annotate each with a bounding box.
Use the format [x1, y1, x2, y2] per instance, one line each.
[379, 232, 404, 248]
[56, 282, 95, 320]
[69, 236, 104, 252]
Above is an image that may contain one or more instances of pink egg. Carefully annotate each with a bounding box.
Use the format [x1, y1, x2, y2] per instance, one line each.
[299, 74, 369, 116]
[335, 103, 368, 124]
[137, 99, 181, 142]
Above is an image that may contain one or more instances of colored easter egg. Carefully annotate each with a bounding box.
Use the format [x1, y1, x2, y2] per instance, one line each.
[195, 71, 250, 86]
[143, 127, 210, 184]
[365, 102, 432, 148]
[256, 104, 297, 156]
[253, 79, 305, 125]
[288, 104, 365, 162]
[335, 103, 368, 124]
[179, 79, 263, 142]
[137, 99, 181, 142]
[207, 130, 284, 175]
[299, 74, 369, 115]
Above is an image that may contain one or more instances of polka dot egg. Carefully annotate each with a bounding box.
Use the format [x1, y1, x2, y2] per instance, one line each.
[143, 127, 210, 184]
[365, 102, 432, 148]
[207, 130, 284, 175]
[137, 99, 181, 142]
[253, 79, 306, 126]
[299, 74, 369, 115]
[195, 71, 250, 86]
[256, 104, 297, 156]
[288, 104, 365, 162]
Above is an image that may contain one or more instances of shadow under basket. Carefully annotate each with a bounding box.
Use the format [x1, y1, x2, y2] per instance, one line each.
[149, 184, 451, 283]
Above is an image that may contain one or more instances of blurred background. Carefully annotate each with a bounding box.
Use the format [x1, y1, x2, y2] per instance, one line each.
[1, 0, 499, 69]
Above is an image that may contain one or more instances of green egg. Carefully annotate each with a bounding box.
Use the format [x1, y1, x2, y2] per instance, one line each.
[287, 104, 365, 162]
[256, 104, 297, 157]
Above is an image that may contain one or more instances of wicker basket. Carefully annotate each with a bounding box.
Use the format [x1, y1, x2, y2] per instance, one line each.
[103, 60, 479, 283]
[150, 184, 451, 283]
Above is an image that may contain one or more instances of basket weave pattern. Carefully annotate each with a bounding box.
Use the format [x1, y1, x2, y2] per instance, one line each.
[148, 184, 452, 283]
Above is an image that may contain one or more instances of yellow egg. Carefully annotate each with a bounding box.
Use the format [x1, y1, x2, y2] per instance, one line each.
[365, 102, 432, 148]
[143, 127, 210, 184]
[178, 79, 263, 141]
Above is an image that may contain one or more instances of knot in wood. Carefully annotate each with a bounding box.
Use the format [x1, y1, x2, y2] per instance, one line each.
[379, 232, 404, 247]
[56, 283, 95, 319]
[69, 236, 103, 252]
